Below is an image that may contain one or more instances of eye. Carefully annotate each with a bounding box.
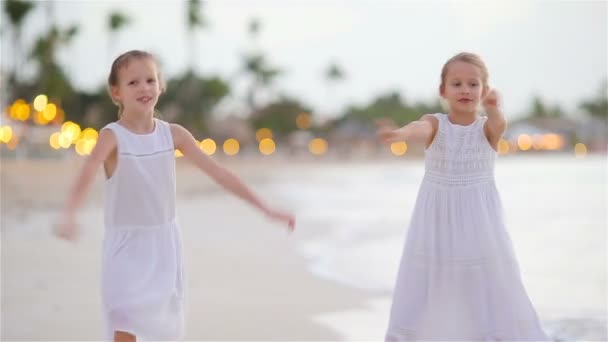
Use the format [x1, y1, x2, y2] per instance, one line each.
[147, 78, 156, 83]
[453, 82, 461, 86]
[129, 80, 136, 85]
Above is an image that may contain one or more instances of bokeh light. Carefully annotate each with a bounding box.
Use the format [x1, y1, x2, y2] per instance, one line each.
[497, 139, 510, 154]
[541, 133, 564, 151]
[255, 128, 273, 142]
[60, 121, 82, 145]
[296, 113, 312, 129]
[309, 138, 328, 155]
[49, 132, 62, 150]
[574, 143, 587, 158]
[199, 138, 217, 155]
[259, 138, 276, 155]
[0, 126, 13, 144]
[33, 94, 48, 112]
[223, 138, 240, 156]
[42, 103, 58, 121]
[390, 141, 407, 156]
[517, 134, 532, 151]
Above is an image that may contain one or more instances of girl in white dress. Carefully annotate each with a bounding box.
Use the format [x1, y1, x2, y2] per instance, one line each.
[55, 50, 295, 342]
[377, 52, 550, 341]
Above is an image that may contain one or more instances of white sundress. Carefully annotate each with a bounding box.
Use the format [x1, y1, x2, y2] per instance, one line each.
[386, 113, 550, 341]
[101, 118, 184, 340]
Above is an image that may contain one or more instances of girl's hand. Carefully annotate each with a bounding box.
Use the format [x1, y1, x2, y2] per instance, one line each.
[264, 208, 295, 233]
[483, 89, 500, 113]
[375, 119, 401, 144]
[53, 214, 80, 241]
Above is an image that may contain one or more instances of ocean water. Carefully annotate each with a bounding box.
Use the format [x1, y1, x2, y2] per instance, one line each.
[267, 155, 607, 341]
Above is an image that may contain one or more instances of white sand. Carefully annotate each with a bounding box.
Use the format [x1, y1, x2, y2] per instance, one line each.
[1, 158, 373, 340]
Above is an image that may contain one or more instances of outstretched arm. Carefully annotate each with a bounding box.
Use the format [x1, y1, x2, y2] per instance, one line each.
[376, 114, 438, 148]
[483, 89, 507, 149]
[55, 128, 117, 240]
[171, 124, 294, 231]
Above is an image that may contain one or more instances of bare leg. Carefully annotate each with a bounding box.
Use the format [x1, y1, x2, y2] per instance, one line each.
[114, 330, 136, 342]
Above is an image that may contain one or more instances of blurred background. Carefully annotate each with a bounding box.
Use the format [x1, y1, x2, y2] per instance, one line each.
[1, 0, 606, 341]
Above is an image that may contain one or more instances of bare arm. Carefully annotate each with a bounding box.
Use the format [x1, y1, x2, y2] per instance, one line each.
[55, 128, 117, 240]
[377, 114, 438, 147]
[483, 89, 507, 149]
[171, 124, 294, 230]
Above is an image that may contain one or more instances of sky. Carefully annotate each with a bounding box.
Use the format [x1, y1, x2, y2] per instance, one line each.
[4, 0, 607, 120]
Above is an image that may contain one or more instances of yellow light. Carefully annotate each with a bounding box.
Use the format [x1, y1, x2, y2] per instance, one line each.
[574, 143, 587, 157]
[390, 141, 407, 156]
[49, 132, 61, 149]
[223, 138, 240, 156]
[497, 139, 510, 154]
[33, 94, 48, 112]
[309, 138, 328, 155]
[75, 138, 96, 156]
[517, 134, 532, 151]
[75, 139, 88, 156]
[34, 111, 51, 125]
[84, 139, 96, 155]
[199, 138, 216, 155]
[42, 103, 57, 121]
[61, 121, 81, 144]
[53, 108, 65, 124]
[295, 113, 312, 129]
[81, 128, 99, 141]
[58, 133, 71, 148]
[16, 103, 30, 121]
[541, 133, 564, 151]
[9, 99, 25, 119]
[0, 126, 13, 143]
[255, 128, 272, 142]
[259, 138, 276, 155]
[175, 149, 184, 157]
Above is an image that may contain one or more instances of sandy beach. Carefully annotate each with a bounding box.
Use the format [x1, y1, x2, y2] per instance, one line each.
[1, 157, 373, 340]
[2, 155, 606, 341]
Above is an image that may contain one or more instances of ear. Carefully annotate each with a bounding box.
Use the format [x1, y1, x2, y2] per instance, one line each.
[110, 86, 121, 103]
[439, 84, 445, 98]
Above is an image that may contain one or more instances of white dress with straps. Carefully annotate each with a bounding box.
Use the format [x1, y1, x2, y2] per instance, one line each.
[101, 118, 184, 340]
[386, 113, 549, 341]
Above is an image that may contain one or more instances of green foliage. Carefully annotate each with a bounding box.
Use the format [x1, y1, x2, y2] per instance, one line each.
[3, 0, 34, 26]
[339, 92, 439, 127]
[251, 97, 311, 137]
[108, 12, 130, 31]
[158, 71, 230, 135]
[528, 96, 564, 118]
[580, 80, 607, 121]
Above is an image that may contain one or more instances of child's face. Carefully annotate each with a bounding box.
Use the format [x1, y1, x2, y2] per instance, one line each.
[111, 58, 162, 115]
[440, 61, 487, 114]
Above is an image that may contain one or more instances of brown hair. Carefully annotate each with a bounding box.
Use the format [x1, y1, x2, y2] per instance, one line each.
[440, 52, 489, 93]
[107, 50, 166, 115]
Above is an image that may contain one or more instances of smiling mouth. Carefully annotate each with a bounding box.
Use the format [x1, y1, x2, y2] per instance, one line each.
[137, 97, 152, 103]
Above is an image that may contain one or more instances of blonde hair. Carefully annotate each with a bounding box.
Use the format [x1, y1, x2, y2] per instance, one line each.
[440, 52, 489, 92]
[107, 50, 166, 116]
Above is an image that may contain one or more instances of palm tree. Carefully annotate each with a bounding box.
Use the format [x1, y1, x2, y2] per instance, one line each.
[107, 11, 130, 61]
[3, 0, 35, 88]
[185, 0, 207, 73]
[241, 18, 281, 113]
[580, 80, 608, 121]
[324, 61, 346, 116]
